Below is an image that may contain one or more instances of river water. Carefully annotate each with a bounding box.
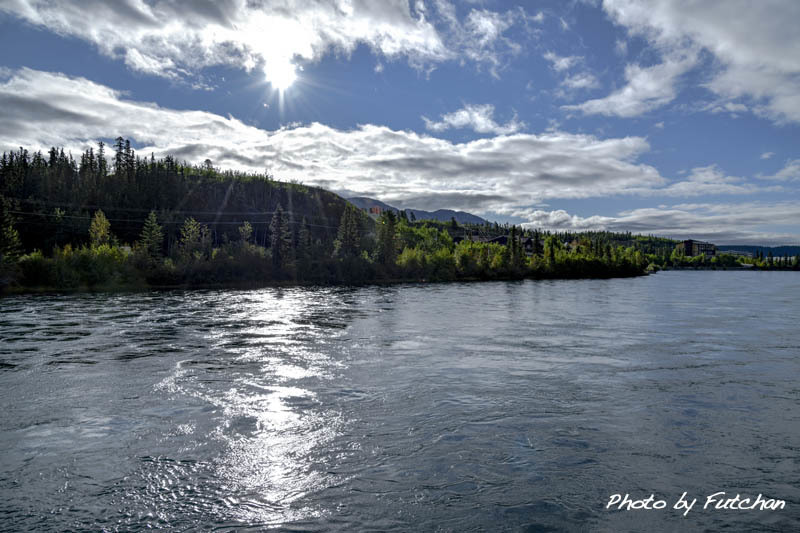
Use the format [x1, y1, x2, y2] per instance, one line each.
[1, 271, 798, 531]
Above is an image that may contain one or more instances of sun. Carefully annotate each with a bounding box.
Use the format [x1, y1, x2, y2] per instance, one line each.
[267, 60, 297, 92]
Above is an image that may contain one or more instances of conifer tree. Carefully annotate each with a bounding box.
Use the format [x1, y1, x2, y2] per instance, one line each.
[139, 211, 163, 261]
[334, 205, 361, 258]
[376, 210, 397, 267]
[0, 209, 22, 263]
[270, 204, 292, 272]
[296, 217, 312, 278]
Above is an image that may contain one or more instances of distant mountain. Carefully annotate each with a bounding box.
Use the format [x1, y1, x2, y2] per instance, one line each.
[717, 245, 800, 256]
[348, 197, 489, 225]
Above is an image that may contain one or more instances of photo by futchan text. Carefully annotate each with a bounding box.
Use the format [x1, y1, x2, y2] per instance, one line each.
[607, 492, 787, 517]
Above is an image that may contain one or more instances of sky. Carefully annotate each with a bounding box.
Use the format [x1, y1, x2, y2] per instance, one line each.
[0, 0, 798, 245]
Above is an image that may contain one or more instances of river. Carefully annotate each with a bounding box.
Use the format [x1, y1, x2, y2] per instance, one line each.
[1, 271, 798, 531]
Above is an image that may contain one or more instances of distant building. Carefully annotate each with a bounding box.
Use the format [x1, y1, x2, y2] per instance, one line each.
[676, 239, 716, 257]
[369, 206, 382, 215]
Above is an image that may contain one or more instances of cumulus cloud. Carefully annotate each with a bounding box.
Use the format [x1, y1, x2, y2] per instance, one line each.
[656, 165, 761, 197]
[422, 104, 524, 135]
[1, 68, 792, 242]
[0, 0, 541, 85]
[599, 0, 800, 124]
[0, 68, 674, 216]
[563, 50, 698, 117]
[760, 152, 774, 160]
[758, 159, 800, 181]
[521, 203, 800, 245]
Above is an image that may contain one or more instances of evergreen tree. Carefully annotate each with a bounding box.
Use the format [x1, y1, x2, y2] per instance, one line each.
[334, 204, 362, 258]
[270, 204, 293, 272]
[0, 209, 22, 263]
[97, 141, 107, 177]
[532, 230, 543, 257]
[89, 210, 111, 247]
[376, 210, 398, 267]
[113, 137, 125, 175]
[296, 217, 312, 278]
[139, 211, 163, 261]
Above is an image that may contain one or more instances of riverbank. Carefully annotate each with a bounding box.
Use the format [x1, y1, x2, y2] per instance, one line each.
[1, 268, 650, 296]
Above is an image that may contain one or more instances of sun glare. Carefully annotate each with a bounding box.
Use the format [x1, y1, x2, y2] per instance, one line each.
[267, 60, 297, 92]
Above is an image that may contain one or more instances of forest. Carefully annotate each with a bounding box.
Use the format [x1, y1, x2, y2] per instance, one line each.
[0, 141, 791, 293]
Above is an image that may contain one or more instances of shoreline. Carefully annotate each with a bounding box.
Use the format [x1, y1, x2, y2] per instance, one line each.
[1, 270, 650, 297]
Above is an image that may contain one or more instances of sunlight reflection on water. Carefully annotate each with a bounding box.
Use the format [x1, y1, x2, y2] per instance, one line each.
[2, 275, 799, 531]
[167, 288, 349, 525]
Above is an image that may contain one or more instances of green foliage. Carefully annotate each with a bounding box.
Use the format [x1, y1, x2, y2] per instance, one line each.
[137, 211, 163, 263]
[334, 204, 362, 258]
[1, 140, 657, 292]
[238, 220, 253, 243]
[0, 211, 22, 263]
[89, 210, 111, 248]
[376, 210, 398, 270]
[178, 217, 211, 262]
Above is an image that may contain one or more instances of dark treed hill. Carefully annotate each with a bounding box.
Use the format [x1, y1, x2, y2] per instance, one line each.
[348, 196, 488, 225]
[1, 142, 359, 254]
[717, 245, 800, 257]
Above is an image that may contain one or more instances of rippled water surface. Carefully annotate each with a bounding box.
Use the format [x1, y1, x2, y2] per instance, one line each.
[1, 271, 799, 531]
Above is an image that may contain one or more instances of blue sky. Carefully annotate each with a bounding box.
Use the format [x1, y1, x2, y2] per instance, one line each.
[0, 0, 798, 244]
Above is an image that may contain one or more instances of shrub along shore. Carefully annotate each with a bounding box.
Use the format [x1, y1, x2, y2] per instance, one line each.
[1, 207, 650, 294]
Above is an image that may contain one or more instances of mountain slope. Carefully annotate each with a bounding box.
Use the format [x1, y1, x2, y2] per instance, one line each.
[348, 197, 488, 225]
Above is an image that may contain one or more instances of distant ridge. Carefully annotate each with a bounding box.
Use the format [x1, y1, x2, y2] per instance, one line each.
[717, 245, 800, 256]
[348, 197, 489, 225]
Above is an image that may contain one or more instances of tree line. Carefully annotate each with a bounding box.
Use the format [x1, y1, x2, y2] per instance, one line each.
[1, 142, 661, 291]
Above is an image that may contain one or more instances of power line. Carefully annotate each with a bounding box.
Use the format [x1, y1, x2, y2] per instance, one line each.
[2, 196, 340, 218]
[6, 210, 341, 229]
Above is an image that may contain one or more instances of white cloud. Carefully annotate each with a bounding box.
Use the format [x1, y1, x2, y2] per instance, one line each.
[561, 72, 600, 90]
[543, 51, 599, 96]
[563, 50, 698, 117]
[422, 104, 524, 135]
[760, 152, 774, 160]
[708, 101, 749, 116]
[758, 159, 800, 181]
[656, 165, 761, 197]
[434, 2, 537, 78]
[0, 0, 534, 86]
[543, 51, 581, 72]
[4, 68, 786, 243]
[521, 202, 800, 245]
[600, 0, 800, 124]
[0, 69, 674, 218]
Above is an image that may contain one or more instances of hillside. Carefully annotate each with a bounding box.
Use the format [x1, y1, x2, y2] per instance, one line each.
[1, 144, 358, 255]
[348, 196, 488, 225]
